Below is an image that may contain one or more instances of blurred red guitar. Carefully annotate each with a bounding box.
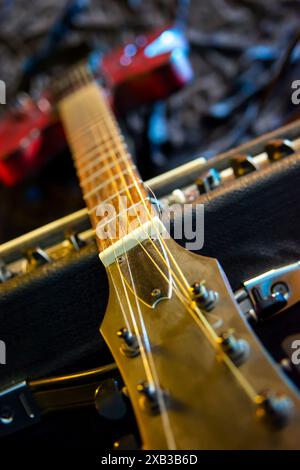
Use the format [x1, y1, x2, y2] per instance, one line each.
[0, 26, 193, 186]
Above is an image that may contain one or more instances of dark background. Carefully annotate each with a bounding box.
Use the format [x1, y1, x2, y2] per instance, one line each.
[1, 0, 300, 243]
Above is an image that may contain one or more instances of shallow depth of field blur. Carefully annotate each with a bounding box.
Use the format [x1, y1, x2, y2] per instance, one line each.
[1, 0, 300, 243]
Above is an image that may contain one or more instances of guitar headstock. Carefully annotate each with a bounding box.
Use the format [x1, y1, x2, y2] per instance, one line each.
[101, 235, 300, 449]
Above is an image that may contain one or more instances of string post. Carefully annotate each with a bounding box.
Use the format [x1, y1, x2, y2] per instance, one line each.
[255, 391, 294, 429]
[137, 381, 168, 415]
[117, 328, 139, 358]
[191, 281, 218, 312]
[217, 330, 250, 367]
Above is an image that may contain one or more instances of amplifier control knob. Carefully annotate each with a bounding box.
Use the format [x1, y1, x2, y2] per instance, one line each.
[265, 139, 295, 162]
[231, 154, 257, 178]
[25, 247, 52, 267]
[0, 259, 14, 283]
[196, 168, 221, 195]
[171, 189, 186, 204]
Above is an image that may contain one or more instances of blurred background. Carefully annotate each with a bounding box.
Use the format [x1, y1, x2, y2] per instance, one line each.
[1, 0, 300, 243]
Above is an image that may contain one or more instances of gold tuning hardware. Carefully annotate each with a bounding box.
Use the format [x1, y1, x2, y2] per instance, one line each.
[191, 281, 218, 312]
[101, 237, 300, 449]
[117, 328, 139, 358]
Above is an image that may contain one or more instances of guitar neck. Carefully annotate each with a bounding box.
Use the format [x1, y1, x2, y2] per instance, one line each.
[58, 77, 154, 253]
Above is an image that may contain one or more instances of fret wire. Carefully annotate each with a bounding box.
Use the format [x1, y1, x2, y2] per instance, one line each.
[80, 108, 145, 222]
[73, 143, 101, 163]
[71, 110, 126, 166]
[74, 114, 129, 184]
[87, 181, 143, 214]
[83, 96, 146, 208]
[95, 197, 150, 229]
[81, 158, 129, 191]
[63, 103, 103, 131]
[58, 81, 150, 251]
[74, 137, 125, 169]
[83, 168, 136, 200]
[70, 115, 108, 143]
[73, 105, 128, 171]
[76, 144, 126, 177]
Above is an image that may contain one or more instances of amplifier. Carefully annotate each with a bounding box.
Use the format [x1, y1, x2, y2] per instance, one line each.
[2, 118, 300, 396]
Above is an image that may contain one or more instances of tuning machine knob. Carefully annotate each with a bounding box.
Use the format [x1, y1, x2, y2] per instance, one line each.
[171, 189, 186, 205]
[265, 139, 295, 162]
[230, 154, 258, 178]
[196, 168, 221, 195]
[95, 378, 127, 421]
[65, 230, 86, 251]
[24, 247, 52, 268]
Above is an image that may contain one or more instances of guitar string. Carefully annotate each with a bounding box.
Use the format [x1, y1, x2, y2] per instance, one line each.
[63, 68, 177, 448]
[77, 84, 233, 358]
[62, 78, 161, 384]
[83, 90, 177, 451]
[69, 90, 190, 295]
[89, 100, 202, 299]
[62, 68, 196, 344]
[86, 107, 222, 349]
[67, 70, 260, 411]
[65, 68, 258, 404]
[98, 105, 259, 403]
[65, 72, 231, 335]
[67, 75, 233, 342]
[81, 104, 195, 308]
[81, 80, 259, 404]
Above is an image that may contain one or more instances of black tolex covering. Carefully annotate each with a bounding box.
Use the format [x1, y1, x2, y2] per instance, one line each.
[1, 151, 300, 390]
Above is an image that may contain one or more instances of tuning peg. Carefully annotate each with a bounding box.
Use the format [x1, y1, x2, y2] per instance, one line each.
[217, 331, 250, 367]
[196, 168, 221, 195]
[137, 381, 168, 414]
[230, 154, 258, 178]
[95, 379, 127, 421]
[191, 281, 218, 312]
[256, 391, 294, 428]
[117, 328, 139, 357]
[265, 139, 295, 162]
